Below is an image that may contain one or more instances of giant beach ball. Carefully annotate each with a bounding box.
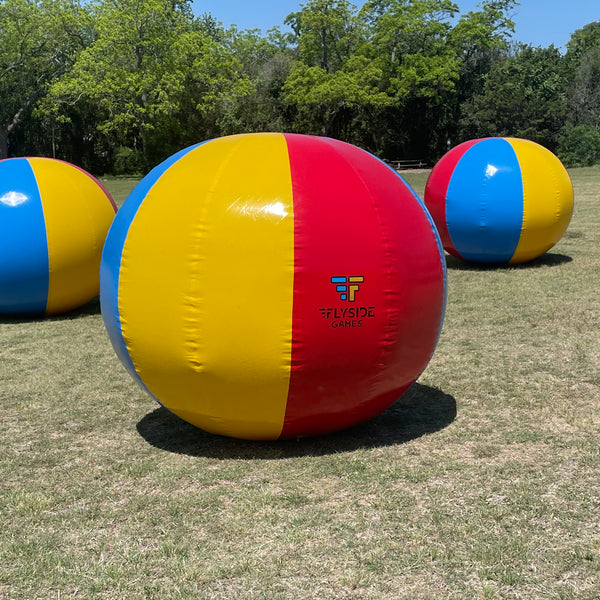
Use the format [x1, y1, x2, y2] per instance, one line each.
[424, 137, 574, 264]
[100, 133, 446, 440]
[0, 157, 117, 315]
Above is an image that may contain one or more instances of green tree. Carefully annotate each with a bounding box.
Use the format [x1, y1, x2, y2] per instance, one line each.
[219, 26, 295, 134]
[157, 25, 253, 153]
[361, 0, 460, 96]
[564, 23, 600, 129]
[557, 124, 600, 167]
[280, 0, 517, 159]
[556, 22, 600, 165]
[285, 0, 361, 73]
[568, 47, 600, 128]
[0, 0, 89, 158]
[281, 0, 386, 140]
[564, 21, 600, 66]
[359, 0, 461, 158]
[283, 56, 390, 138]
[459, 44, 566, 150]
[445, 0, 516, 152]
[46, 0, 251, 171]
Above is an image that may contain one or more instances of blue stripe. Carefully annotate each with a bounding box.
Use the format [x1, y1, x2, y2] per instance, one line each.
[331, 277, 347, 283]
[0, 158, 49, 314]
[100, 143, 205, 388]
[446, 139, 522, 262]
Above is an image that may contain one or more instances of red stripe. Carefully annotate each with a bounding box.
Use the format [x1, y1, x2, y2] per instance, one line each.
[425, 139, 481, 259]
[281, 135, 445, 438]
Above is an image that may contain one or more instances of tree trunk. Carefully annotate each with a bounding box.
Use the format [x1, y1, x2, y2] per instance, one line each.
[0, 128, 8, 159]
[1, 105, 28, 159]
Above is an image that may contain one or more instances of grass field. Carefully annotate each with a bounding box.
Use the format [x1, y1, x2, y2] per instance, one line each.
[1, 168, 598, 599]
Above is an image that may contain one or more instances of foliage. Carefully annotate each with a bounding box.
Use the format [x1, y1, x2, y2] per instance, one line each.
[564, 20, 600, 65]
[0, 0, 90, 158]
[567, 47, 600, 129]
[218, 27, 295, 134]
[557, 124, 600, 167]
[2, 0, 600, 170]
[112, 146, 145, 175]
[459, 44, 567, 151]
[42, 0, 252, 170]
[285, 0, 361, 73]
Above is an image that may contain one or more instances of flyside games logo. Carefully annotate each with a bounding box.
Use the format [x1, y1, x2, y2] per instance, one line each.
[319, 275, 376, 329]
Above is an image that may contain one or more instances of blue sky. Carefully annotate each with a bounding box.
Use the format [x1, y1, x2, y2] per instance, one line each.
[193, 1, 599, 51]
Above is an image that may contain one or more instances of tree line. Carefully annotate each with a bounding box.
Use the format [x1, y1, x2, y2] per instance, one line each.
[2, 0, 600, 175]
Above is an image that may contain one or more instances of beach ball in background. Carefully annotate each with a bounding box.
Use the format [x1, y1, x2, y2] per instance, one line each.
[101, 133, 446, 440]
[424, 137, 574, 264]
[0, 157, 117, 315]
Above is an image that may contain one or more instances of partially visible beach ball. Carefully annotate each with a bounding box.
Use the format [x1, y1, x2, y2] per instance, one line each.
[424, 138, 574, 264]
[100, 133, 447, 440]
[0, 157, 117, 315]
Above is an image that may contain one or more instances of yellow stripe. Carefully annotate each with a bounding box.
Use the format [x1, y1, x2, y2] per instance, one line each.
[120, 134, 294, 439]
[30, 159, 116, 314]
[508, 139, 574, 264]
